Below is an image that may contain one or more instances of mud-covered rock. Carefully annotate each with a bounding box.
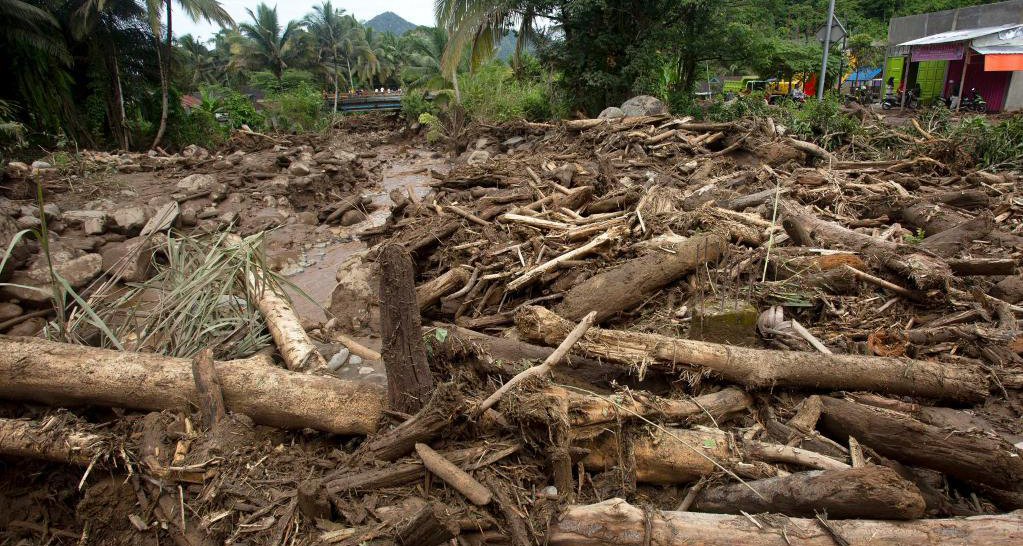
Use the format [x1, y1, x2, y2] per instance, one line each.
[0, 302, 22, 322]
[100, 235, 165, 282]
[288, 161, 312, 176]
[5, 316, 44, 336]
[112, 206, 149, 234]
[63, 210, 109, 235]
[176, 173, 216, 192]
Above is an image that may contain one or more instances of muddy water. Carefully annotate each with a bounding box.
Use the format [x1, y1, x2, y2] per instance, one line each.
[283, 146, 447, 323]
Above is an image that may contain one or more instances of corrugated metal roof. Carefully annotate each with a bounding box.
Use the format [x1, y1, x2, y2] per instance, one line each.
[845, 67, 882, 82]
[973, 44, 1023, 54]
[897, 24, 1023, 46]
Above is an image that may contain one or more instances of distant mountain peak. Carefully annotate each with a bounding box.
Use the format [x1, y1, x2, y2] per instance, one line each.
[365, 12, 418, 36]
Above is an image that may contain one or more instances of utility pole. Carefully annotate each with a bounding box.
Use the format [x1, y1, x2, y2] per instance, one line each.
[817, 0, 836, 99]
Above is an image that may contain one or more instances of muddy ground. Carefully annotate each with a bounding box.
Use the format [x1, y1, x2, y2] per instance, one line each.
[2, 109, 1023, 545]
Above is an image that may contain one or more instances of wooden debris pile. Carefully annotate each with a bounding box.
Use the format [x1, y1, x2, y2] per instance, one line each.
[3, 112, 1023, 545]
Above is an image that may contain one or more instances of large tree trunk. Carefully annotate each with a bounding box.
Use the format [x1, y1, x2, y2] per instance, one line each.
[0, 335, 384, 435]
[691, 466, 926, 519]
[516, 306, 988, 402]
[151, 35, 169, 149]
[780, 200, 950, 288]
[379, 245, 435, 414]
[556, 233, 726, 322]
[549, 499, 1023, 546]
[817, 396, 1023, 489]
[895, 201, 1023, 249]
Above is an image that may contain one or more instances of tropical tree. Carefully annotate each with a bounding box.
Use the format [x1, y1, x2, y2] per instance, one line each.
[402, 27, 455, 93]
[176, 34, 213, 89]
[336, 14, 376, 93]
[303, 1, 346, 111]
[0, 0, 72, 131]
[239, 3, 302, 84]
[365, 28, 403, 88]
[208, 28, 246, 87]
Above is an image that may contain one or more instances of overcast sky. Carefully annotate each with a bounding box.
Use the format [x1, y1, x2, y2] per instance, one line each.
[174, 1, 436, 40]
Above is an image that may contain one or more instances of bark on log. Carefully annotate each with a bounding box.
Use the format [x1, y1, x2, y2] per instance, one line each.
[548, 498, 1023, 546]
[949, 258, 1016, 276]
[897, 202, 1023, 249]
[0, 335, 384, 435]
[918, 212, 994, 257]
[780, 201, 950, 288]
[0, 416, 106, 465]
[691, 466, 926, 519]
[817, 396, 1023, 489]
[394, 502, 461, 546]
[248, 273, 327, 371]
[515, 306, 987, 402]
[927, 189, 991, 209]
[416, 267, 471, 310]
[718, 187, 786, 211]
[556, 233, 727, 322]
[586, 187, 643, 214]
[379, 244, 435, 414]
[561, 387, 751, 427]
[416, 443, 492, 505]
[362, 383, 463, 461]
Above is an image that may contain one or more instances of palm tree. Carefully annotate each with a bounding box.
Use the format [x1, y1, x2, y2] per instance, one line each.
[0, 0, 72, 130]
[209, 28, 246, 87]
[402, 27, 455, 93]
[239, 3, 301, 84]
[77, 0, 233, 148]
[176, 33, 213, 89]
[435, 0, 541, 89]
[365, 28, 402, 89]
[335, 15, 376, 93]
[303, 1, 345, 111]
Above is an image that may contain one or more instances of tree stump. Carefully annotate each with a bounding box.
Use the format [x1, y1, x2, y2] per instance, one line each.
[378, 244, 435, 414]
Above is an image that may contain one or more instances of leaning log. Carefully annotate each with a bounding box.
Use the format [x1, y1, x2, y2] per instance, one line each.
[691, 466, 926, 519]
[549, 498, 1023, 546]
[0, 335, 384, 435]
[516, 306, 987, 402]
[417, 267, 471, 310]
[248, 273, 326, 371]
[379, 244, 435, 414]
[817, 396, 1023, 489]
[556, 233, 727, 322]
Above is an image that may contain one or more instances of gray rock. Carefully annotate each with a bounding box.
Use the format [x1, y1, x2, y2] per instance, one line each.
[332, 150, 357, 162]
[19, 206, 36, 218]
[63, 210, 108, 235]
[0, 302, 22, 322]
[5, 317, 44, 336]
[502, 136, 526, 147]
[176, 173, 216, 193]
[467, 150, 491, 166]
[42, 203, 60, 220]
[218, 210, 240, 226]
[16, 216, 41, 230]
[598, 106, 626, 119]
[473, 137, 490, 150]
[31, 160, 53, 169]
[340, 210, 363, 226]
[358, 366, 374, 376]
[349, 355, 364, 367]
[113, 206, 148, 234]
[227, 150, 246, 165]
[101, 236, 164, 283]
[620, 95, 668, 117]
[288, 161, 311, 176]
[296, 211, 318, 226]
[327, 348, 351, 371]
[5, 253, 104, 303]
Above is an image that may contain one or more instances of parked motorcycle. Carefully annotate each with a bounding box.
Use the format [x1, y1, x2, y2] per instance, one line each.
[942, 88, 987, 113]
[882, 88, 919, 110]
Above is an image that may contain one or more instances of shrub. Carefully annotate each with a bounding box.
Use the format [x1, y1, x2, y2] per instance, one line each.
[951, 114, 1023, 170]
[460, 61, 558, 122]
[787, 94, 859, 150]
[400, 91, 437, 122]
[263, 83, 323, 132]
[201, 85, 265, 131]
[248, 69, 317, 95]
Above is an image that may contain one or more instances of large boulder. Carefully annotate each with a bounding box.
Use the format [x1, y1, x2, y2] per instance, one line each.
[2, 253, 103, 304]
[63, 210, 109, 235]
[620, 95, 669, 117]
[113, 206, 149, 235]
[598, 106, 626, 119]
[100, 235, 165, 283]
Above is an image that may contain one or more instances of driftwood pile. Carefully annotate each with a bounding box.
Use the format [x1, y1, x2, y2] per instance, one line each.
[3, 112, 1023, 545]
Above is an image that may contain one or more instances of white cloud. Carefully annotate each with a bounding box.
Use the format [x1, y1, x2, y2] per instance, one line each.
[174, 0, 436, 40]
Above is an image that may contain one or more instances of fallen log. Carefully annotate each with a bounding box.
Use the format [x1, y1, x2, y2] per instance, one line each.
[556, 233, 727, 322]
[780, 201, 950, 289]
[918, 211, 994, 257]
[416, 267, 471, 310]
[548, 498, 1023, 546]
[416, 443, 492, 505]
[516, 306, 987, 402]
[561, 386, 751, 427]
[817, 396, 1023, 489]
[394, 502, 461, 546]
[948, 258, 1016, 276]
[691, 466, 926, 519]
[896, 202, 1023, 249]
[248, 272, 326, 371]
[0, 335, 384, 435]
[0, 415, 107, 465]
[361, 383, 463, 461]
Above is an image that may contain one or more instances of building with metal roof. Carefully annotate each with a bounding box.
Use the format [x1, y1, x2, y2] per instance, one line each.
[883, 1, 1023, 112]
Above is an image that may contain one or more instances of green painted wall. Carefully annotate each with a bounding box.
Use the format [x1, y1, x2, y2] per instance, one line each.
[884, 56, 905, 89]
[915, 60, 947, 104]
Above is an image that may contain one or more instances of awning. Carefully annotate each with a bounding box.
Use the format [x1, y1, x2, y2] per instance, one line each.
[985, 54, 1023, 71]
[844, 67, 881, 82]
[897, 24, 1023, 47]
[973, 45, 1023, 55]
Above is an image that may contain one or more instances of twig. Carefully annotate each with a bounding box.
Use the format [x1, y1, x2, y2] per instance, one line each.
[447, 205, 491, 226]
[415, 443, 492, 505]
[842, 265, 921, 300]
[474, 311, 596, 415]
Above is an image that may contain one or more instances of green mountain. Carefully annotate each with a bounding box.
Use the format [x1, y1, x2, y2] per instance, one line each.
[365, 12, 418, 36]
